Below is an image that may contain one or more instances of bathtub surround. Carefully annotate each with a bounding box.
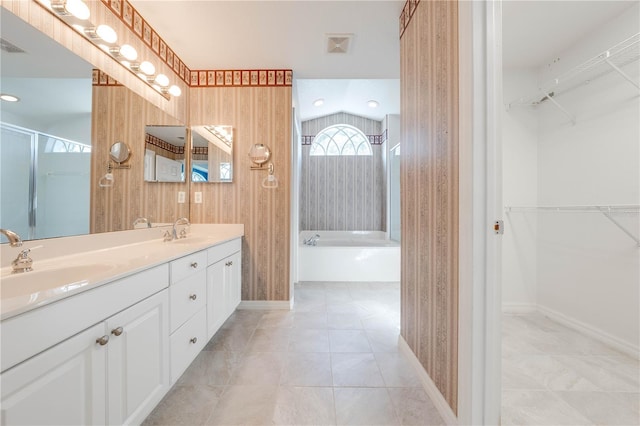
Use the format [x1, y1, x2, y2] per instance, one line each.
[298, 231, 400, 282]
[300, 112, 385, 232]
[400, 0, 459, 417]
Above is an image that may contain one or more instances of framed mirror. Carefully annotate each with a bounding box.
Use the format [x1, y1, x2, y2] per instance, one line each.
[191, 125, 233, 183]
[144, 125, 187, 182]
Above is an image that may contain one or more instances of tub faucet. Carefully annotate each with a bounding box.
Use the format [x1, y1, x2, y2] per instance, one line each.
[172, 217, 190, 240]
[304, 234, 320, 246]
[0, 228, 23, 247]
[133, 217, 151, 229]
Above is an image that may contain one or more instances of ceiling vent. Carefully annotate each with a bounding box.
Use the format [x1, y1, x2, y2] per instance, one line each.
[0, 38, 26, 54]
[326, 34, 353, 54]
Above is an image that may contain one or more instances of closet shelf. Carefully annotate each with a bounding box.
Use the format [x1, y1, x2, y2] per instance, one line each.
[505, 205, 640, 247]
[507, 33, 640, 124]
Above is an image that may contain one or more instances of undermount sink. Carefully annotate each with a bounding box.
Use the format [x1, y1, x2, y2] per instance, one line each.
[1, 263, 117, 299]
[170, 236, 210, 245]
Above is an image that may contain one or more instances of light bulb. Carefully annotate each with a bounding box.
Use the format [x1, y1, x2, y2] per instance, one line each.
[0, 94, 20, 102]
[367, 100, 379, 108]
[139, 61, 155, 76]
[119, 44, 137, 61]
[71, 24, 85, 32]
[313, 98, 324, 107]
[154, 73, 169, 87]
[96, 25, 117, 43]
[168, 85, 181, 97]
[64, 0, 90, 20]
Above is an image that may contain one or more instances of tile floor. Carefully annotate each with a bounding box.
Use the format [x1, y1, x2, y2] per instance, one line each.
[144, 282, 444, 425]
[502, 313, 640, 426]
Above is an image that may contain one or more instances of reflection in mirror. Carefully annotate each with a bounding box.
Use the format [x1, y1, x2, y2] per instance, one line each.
[191, 125, 233, 183]
[0, 9, 93, 243]
[110, 141, 131, 164]
[144, 125, 186, 182]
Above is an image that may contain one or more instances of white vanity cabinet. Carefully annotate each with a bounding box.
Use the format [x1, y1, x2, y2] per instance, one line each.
[0, 227, 244, 426]
[168, 250, 208, 384]
[0, 287, 169, 426]
[206, 238, 242, 339]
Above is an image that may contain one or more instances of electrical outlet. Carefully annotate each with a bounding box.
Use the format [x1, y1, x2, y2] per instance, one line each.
[194, 192, 202, 204]
[178, 191, 186, 203]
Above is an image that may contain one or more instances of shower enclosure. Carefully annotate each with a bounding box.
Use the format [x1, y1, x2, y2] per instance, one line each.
[0, 123, 91, 242]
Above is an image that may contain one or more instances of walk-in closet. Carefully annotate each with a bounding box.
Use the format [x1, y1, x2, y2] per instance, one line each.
[501, 2, 639, 424]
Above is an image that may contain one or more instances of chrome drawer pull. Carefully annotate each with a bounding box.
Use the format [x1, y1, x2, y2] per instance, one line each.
[190, 262, 198, 269]
[111, 327, 124, 336]
[190, 337, 198, 344]
[189, 294, 197, 301]
[96, 335, 109, 346]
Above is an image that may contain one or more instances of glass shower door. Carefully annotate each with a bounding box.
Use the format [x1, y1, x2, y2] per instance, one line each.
[0, 124, 34, 241]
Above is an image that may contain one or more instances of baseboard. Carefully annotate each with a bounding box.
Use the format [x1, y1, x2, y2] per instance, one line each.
[398, 336, 458, 425]
[502, 303, 537, 314]
[237, 300, 292, 310]
[537, 305, 639, 359]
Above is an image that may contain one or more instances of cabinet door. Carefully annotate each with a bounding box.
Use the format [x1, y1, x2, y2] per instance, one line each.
[227, 251, 242, 315]
[106, 290, 169, 426]
[0, 323, 107, 426]
[206, 260, 227, 340]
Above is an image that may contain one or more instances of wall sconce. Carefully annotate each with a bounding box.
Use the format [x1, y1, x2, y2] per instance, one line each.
[36, 0, 182, 100]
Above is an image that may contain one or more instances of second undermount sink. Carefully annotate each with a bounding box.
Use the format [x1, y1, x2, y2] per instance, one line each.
[1, 263, 117, 299]
[170, 236, 210, 245]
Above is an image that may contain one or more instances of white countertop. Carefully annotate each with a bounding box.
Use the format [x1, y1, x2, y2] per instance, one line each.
[0, 224, 244, 320]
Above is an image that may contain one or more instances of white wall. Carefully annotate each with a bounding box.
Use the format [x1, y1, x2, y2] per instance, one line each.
[502, 69, 539, 311]
[503, 4, 640, 354]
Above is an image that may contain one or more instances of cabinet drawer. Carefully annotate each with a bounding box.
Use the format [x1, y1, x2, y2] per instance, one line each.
[169, 271, 206, 332]
[207, 238, 241, 266]
[170, 251, 207, 284]
[170, 307, 206, 384]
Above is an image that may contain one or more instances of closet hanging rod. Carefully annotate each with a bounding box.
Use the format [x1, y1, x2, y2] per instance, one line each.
[505, 205, 640, 213]
[505, 205, 640, 246]
[507, 32, 640, 109]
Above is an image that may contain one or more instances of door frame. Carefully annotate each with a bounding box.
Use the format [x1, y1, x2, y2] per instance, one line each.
[457, 0, 503, 424]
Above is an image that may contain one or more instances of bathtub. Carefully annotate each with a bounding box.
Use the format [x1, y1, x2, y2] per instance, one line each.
[298, 231, 400, 282]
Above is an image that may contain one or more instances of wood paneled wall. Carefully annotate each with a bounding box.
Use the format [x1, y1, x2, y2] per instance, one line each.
[91, 85, 189, 232]
[190, 87, 292, 302]
[400, 0, 459, 414]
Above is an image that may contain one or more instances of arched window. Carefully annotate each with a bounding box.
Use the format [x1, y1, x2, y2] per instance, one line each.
[310, 124, 372, 156]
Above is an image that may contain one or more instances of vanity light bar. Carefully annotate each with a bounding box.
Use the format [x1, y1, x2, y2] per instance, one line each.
[36, 0, 181, 99]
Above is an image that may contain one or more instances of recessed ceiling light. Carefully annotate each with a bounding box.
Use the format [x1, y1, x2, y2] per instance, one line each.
[313, 98, 324, 107]
[0, 94, 20, 102]
[367, 100, 379, 108]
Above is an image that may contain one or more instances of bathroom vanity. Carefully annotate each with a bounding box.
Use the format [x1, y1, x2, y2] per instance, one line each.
[0, 224, 243, 425]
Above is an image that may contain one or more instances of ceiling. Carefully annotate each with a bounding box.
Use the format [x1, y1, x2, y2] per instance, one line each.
[129, 0, 405, 122]
[1, 1, 635, 125]
[502, 1, 635, 69]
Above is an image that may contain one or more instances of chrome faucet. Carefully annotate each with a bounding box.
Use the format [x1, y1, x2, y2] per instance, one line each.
[11, 249, 33, 273]
[0, 228, 23, 247]
[1, 229, 33, 273]
[303, 234, 321, 246]
[172, 217, 190, 240]
[133, 217, 152, 228]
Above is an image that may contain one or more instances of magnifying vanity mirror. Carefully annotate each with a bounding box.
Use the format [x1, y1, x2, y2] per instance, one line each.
[144, 125, 187, 182]
[191, 125, 233, 183]
[110, 141, 131, 164]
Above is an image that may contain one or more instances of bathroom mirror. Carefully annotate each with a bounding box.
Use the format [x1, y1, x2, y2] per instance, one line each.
[144, 125, 187, 182]
[191, 125, 233, 183]
[110, 141, 131, 164]
[0, 9, 93, 242]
